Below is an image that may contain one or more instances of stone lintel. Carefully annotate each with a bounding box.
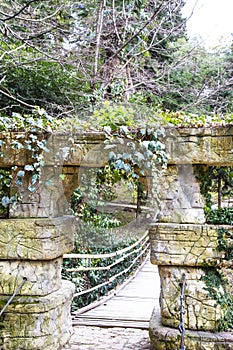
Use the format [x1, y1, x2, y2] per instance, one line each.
[165, 126, 233, 165]
[0, 216, 75, 260]
[1, 127, 233, 168]
[0, 131, 106, 168]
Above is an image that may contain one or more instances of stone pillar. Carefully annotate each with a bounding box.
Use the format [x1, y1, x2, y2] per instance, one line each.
[0, 216, 75, 350]
[149, 164, 233, 350]
[0, 133, 76, 349]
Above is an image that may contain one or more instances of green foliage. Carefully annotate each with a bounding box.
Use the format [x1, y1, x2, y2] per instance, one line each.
[195, 165, 233, 331]
[92, 102, 135, 130]
[202, 264, 233, 331]
[0, 62, 82, 117]
[195, 165, 233, 330]
[0, 109, 54, 215]
[62, 223, 140, 311]
[202, 236, 233, 331]
[101, 122, 167, 217]
[158, 109, 233, 128]
[195, 165, 233, 214]
[216, 228, 233, 261]
[0, 169, 11, 217]
[204, 207, 233, 225]
[71, 169, 121, 229]
[161, 39, 233, 114]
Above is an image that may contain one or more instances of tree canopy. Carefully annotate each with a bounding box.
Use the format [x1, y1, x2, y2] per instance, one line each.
[0, 0, 232, 120]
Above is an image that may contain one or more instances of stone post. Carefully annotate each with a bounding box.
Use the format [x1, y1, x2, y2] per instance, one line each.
[149, 127, 233, 350]
[0, 133, 76, 350]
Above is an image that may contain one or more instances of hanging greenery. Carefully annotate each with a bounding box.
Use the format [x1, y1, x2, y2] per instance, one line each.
[0, 109, 53, 216]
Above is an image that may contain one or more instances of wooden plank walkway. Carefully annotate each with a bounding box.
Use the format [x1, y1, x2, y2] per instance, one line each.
[72, 257, 160, 329]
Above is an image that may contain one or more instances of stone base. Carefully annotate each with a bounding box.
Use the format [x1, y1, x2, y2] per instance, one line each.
[149, 308, 233, 350]
[0, 280, 75, 350]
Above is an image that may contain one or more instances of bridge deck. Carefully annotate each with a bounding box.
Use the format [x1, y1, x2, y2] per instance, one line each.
[72, 257, 160, 329]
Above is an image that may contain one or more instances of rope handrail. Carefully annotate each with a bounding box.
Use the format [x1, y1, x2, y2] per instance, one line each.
[0, 277, 27, 317]
[66, 236, 149, 272]
[63, 231, 148, 259]
[73, 242, 150, 298]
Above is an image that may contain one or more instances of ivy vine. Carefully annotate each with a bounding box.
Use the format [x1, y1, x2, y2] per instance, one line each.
[0, 108, 53, 216]
[102, 124, 167, 219]
[195, 165, 233, 331]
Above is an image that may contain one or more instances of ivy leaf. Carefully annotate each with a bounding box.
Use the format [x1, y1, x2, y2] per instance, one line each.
[116, 137, 124, 144]
[142, 140, 150, 149]
[104, 144, 116, 150]
[119, 125, 128, 134]
[145, 150, 153, 158]
[17, 170, 25, 178]
[104, 126, 112, 135]
[122, 153, 132, 161]
[24, 164, 34, 171]
[31, 173, 39, 184]
[123, 163, 131, 173]
[108, 151, 116, 160]
[28, 185, 36, 192]
[16, 178, 24, 186]
[115, 159, 124, 170]
[135, 152, 145, 162]
[1, 196, 10, 207]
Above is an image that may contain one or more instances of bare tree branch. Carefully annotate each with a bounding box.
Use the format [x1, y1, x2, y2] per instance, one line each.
[0, 0, 40, 22]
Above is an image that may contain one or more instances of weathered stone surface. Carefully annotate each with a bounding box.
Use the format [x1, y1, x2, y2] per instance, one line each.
[165, 126, 233, 165]
[9, 165, 69, 218]
[158, 266, 224, 331]
[0, 216, 75, 260]
[156, 165, 205, 224]
[63, 326, 151, 350]
[0, 280, 74, 350]
[2, 127, 233, 167]
[149, 307, 233, 350]
[0, 131, 106, 168]
[150, 223, 229, 266]
[0, 257, 62, 296]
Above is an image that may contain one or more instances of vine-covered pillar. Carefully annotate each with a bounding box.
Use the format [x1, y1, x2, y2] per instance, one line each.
[149, 127, 233, 350]
[0, 133, 76, 350]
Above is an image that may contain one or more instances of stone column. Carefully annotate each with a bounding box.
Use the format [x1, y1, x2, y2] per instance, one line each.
[0, 217, 75, 350]
[149, 164, 233, 350]
[0, 136, 76, 349]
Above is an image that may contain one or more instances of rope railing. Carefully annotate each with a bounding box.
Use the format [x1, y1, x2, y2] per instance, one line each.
[63, 232, 150, 299]
[63, 231, 149, 260]
[0, 277, 27, 317]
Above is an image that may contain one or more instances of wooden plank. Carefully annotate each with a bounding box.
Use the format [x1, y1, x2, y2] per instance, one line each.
[73, 257, 160, 329]
[73, 318, 149, 329]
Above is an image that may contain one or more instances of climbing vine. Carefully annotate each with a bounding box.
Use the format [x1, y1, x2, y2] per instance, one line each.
[0, 109, 53, 216]
[195, 165, 233, 224]
[102, 124, 167, 219]
[195, 165, 233, 331]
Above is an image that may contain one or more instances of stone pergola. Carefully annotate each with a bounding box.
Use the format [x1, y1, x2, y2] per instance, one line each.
[0, 127, 232, 350]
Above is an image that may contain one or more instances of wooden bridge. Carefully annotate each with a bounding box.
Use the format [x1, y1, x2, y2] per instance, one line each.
[72, 256, 160, 330]
[63, 256, 160, 349]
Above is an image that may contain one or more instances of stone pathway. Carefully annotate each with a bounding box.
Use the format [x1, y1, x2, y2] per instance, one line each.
[63, 326, 151, 350]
